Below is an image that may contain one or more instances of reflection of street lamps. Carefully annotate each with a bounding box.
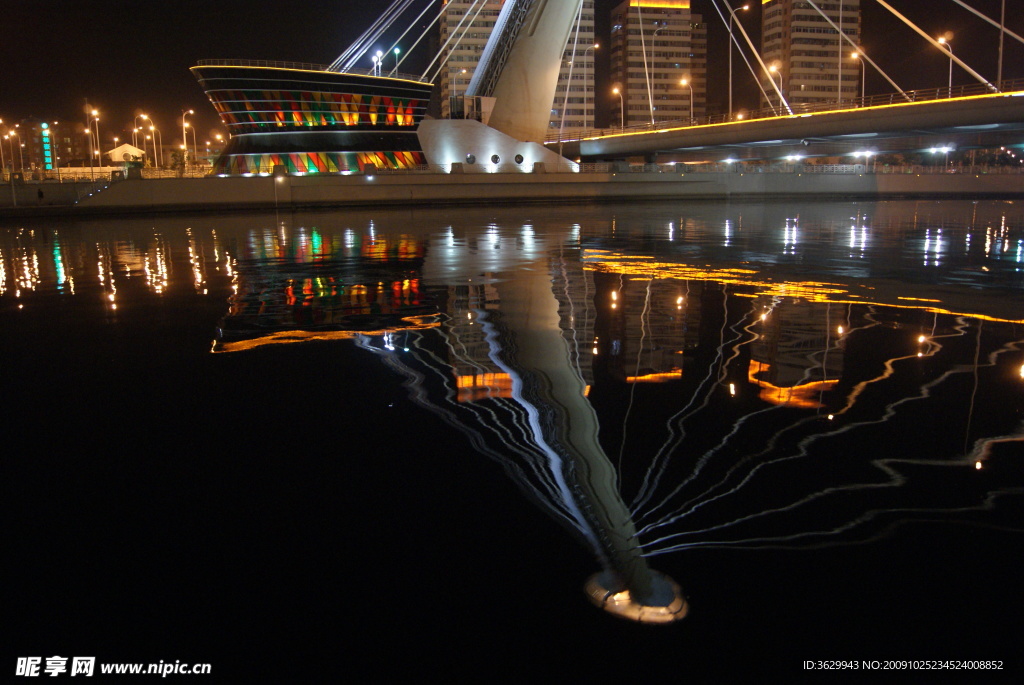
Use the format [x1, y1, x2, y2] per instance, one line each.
[680, 78, 694, 124]
[583, 43, 599, 129]
[728, 3, 750, 121]
[937, 36, 954, 95]
[851, 51, 866, 102]
[613, 87, 624, 128]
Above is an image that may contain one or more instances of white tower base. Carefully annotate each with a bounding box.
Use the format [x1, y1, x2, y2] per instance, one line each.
[418, 119, 577, 174]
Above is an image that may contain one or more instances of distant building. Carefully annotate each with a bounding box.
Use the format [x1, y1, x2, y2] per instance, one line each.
[760, 0, 862, 112]
[438, 0, 597, 133]
[609, 0, 707, 128]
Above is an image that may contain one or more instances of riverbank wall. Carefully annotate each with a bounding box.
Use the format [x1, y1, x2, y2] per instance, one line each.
[2, 167, 1022, 218]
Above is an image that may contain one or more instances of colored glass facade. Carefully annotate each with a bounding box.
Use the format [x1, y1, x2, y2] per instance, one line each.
[191, 62, 434, 175]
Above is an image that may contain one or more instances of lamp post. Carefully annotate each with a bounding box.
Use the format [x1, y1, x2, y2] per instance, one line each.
[768, 64, 783, 112]
[84, 126, 94, 178]
[852, 51, 865, 103]
[728, 3, 750, 121]
[613, 87, 624, 128]
[680, 78, 694, 124]
[583, 43, 599, 130]
[8, 129, 24, 172]
[0, 120, 6, 177]
[393, 47, 401, 74]
[371, 54, 379, 77]
[938, 36, 953, 96]
[150, 124, 163, 167]
[90, 110, 100, 168]
[134, 114, 148, 148]
[181, 109, 193, 169]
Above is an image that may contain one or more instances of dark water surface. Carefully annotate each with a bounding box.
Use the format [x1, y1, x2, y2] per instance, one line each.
[5, 200, 1023, 679]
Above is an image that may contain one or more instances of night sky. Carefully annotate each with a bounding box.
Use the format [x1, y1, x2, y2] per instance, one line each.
[1, 1, 1021, 144]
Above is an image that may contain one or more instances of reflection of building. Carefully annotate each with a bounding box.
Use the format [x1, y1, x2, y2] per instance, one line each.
[439, 0, 597, 131]
[760, 0, 862, 111]
[609, 0, 707, 126]
[191, 62, 433, 175]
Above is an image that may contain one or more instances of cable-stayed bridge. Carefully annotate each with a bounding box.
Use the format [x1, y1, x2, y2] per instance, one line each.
[551, 79, 1024, 163]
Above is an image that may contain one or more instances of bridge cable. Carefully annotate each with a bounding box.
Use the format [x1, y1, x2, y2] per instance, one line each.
[874, 0, 998, 92]
[709, 0, 790, 115]
[804, 0, 910, 102]
[329, 0, 416, 73]
[420, 0, 488, 84]
[386, 0, 445, 77]
[558, 0, 585, 155]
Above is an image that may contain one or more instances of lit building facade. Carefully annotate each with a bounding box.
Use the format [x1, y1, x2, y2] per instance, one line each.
[439, 0, 597, 132]
[760, 0, 862, 111]
[192, 62, 434, 175]
[609, 1, 707, 128]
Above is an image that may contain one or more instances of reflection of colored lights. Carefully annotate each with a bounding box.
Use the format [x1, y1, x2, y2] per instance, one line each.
[583, 250, 1024, 325]
[626, 370, 682, 383]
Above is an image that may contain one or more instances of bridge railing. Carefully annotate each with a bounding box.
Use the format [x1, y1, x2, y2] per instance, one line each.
[547, 77, 1024, 143]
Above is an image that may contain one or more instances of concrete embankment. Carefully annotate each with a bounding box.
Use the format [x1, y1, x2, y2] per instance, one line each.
[2, 169, 1022, 218]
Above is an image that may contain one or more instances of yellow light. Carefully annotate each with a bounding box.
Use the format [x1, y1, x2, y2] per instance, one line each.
[1019, 364, 1024, 379]
[975, 461, 983, 470]
[729, 383, 736, 396]
[837, 326, 844, 335]
[918, 335, 926, 343]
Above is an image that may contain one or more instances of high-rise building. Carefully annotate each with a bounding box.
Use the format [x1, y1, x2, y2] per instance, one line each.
[609, 1, 707, 128]
[760, 0, 862, 112]
[438, 0, 596, 133]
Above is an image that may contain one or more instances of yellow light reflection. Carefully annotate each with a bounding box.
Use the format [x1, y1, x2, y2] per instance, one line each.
[748, 360, 838, 409]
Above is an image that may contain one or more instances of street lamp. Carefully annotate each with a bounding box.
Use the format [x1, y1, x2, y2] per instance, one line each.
[728, 4, 750, 121]
[8, 129, 24, 172]
[393, 47, 401, 74]
[134, 114, 149, 148]
[583, 43, 599, 129]
[768, 64, 783, 112]
[851, 51, 866, 103]
[149, 124, 163, 168]
[0, 120, 7, 176]
[90, 110, 100, 168]
[937, 36, 954, 95]
[613, 87, 624, 128]
[181, 109, 194, 168]
[680, 78, 694, 124]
